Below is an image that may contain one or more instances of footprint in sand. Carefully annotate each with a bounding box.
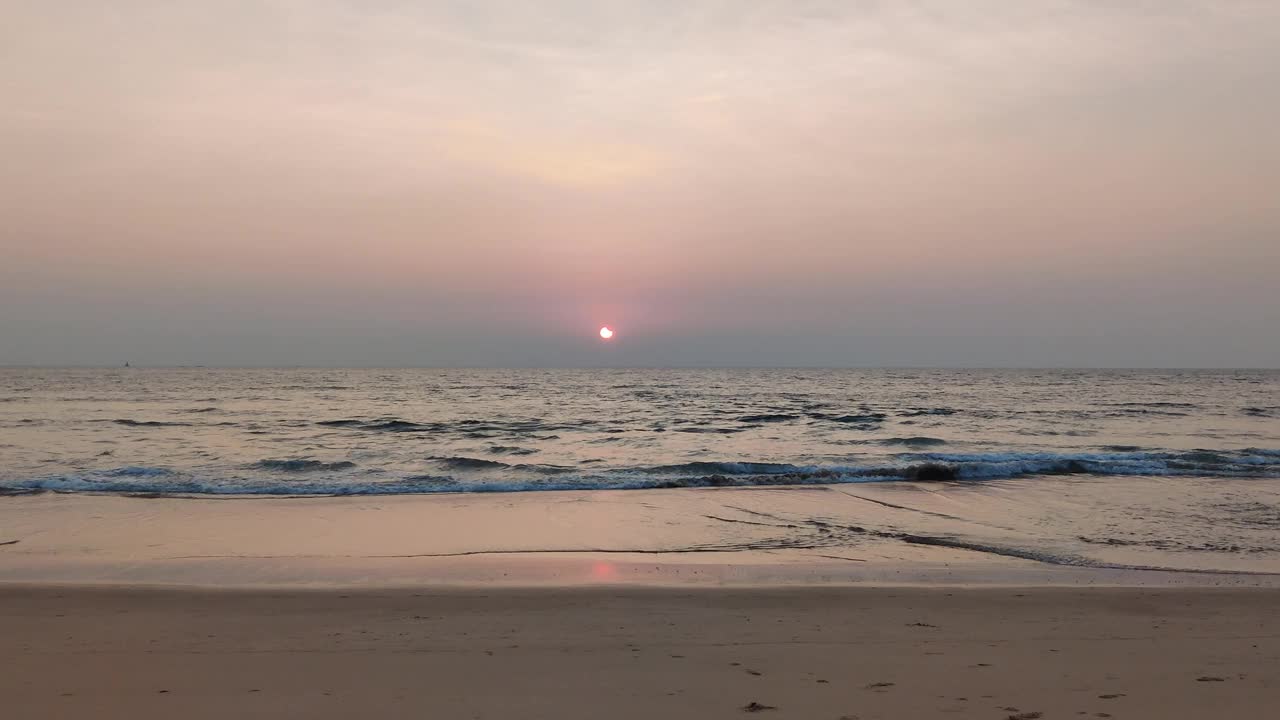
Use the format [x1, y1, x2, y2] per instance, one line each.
[865, 682, 895, 690]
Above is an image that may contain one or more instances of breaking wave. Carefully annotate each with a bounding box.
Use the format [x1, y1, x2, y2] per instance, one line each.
[250, 459, 358, 473]
[2, 449, 1276, 497]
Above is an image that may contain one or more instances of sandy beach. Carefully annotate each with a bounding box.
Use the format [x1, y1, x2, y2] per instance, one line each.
[4, 585, 1277, 720]
[4, 482, 1279, 718]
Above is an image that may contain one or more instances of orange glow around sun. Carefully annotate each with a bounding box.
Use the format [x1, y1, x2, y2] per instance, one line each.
[599, 326, 614, 339]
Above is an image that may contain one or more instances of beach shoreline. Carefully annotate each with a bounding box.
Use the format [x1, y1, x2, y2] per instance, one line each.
[6, 484, 1279, 718]
[5, 478, 1280, 588]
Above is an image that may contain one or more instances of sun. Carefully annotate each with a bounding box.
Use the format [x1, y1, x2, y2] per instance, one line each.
[599, 326, 615, 340]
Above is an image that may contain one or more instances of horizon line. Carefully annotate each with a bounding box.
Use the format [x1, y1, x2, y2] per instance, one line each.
[2, 364, 1277, 372]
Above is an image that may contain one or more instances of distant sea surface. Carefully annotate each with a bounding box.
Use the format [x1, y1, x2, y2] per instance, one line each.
[2, 367, 1276, 496]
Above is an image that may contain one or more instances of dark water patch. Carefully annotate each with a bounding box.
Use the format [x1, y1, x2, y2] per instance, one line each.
[908, 463, 959, 481]
[649, 461, 808, 476]
[110, 419, 193, 427]
[318, 417, 603, 436]
[1107, 408, 1190, 417]
[317, 419, 364, 427]
[1243, 406, 1279, 418]
[651, 472, 841, 489]
[103, 466, 179, 478]
[184, 407, 220, 413]
[812, 412, 887, 424]
[513, 464, 577, 475]
[428, 456, 512, 470]
[487, 445, 539, 456]
[251, 459, 358, 473]
[0, 487, 47, 496]
[403, 474, 457, 484]
[899, 408, 957, 417]
[366, 419, 440, 433]
[880, 436, 948, 448]
[1175, 450, 1229, 464]
[738, 413, 801, 423]
[317, 418, 441, 433]
[674, 426, 758, 434]
[1104, 401, 1199, 409]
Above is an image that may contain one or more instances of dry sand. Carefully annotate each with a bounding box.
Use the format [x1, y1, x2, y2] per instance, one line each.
[3, 585, 1277, 719]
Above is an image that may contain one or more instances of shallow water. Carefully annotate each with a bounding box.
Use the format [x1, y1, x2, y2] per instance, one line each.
[1, 367, 1277, 495]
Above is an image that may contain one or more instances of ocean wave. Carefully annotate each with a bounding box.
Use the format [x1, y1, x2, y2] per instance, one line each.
[486, 445, 539, 456]
[1103, 401, 1199, 409]
[647, 461, 809, 475]
[673, 426, 758, 434]
[428, 456, 511, 470]
[103, 466, 178, 477]
[318, 418, 442, 433]
[738, 413, 801, 423]
[109, 419, 193, 427]
[812, 412, 887, 424]
[1107, 408, 1190, 417]
[251, 459, 358, 472]
[317, 417, 600, 435]
[425, 456, 575, 474]
[2, 449, 1276, 497]
[899, 408, 958, 417]
[879, 436, 948, 447]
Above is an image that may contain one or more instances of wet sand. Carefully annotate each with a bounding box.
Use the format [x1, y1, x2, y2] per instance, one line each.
[4, 480, 1280, 586]
[4, 585, 1278, 720]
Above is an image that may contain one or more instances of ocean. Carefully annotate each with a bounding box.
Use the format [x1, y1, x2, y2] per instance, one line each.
[3, 367, 1279, 577]
[2, 367, 1277, 495]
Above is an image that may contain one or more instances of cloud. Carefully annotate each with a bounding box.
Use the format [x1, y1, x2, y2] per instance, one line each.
[2, 1, 1278, 365]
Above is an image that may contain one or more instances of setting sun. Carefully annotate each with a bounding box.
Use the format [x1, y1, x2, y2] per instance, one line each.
[599, 326, 614, 340]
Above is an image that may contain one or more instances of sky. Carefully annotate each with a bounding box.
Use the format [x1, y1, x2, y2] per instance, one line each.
[2, 1, 1277, 367]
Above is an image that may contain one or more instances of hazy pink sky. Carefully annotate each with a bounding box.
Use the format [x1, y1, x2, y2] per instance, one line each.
[2, 1, 1277, 366]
